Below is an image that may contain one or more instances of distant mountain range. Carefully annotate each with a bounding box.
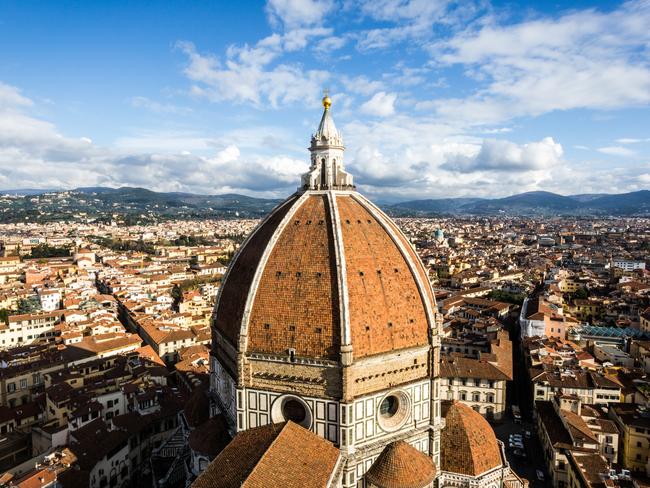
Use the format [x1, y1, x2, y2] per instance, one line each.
[0, 187, 647, 222]
[388, 190, 650, 216]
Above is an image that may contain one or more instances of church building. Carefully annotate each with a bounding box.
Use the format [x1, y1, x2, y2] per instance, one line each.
[192, 96, 526, 488]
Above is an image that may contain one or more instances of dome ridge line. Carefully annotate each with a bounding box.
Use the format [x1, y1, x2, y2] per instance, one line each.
[349, 193, 438, 335]
[327, 191, 352, 366]
[210, 194, 300, 342]
[238, 191, 313, 354]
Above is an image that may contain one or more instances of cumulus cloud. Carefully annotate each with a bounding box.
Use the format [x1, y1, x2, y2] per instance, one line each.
[266, 0, 335, 29]
[176, 35, 330, 108]
[0, 83, 33, 108]
[0, 81, 307, 196]
[353, 0, 481, 50]
[430, 0, 650, 123]
[2, 0, 648, 201]
[360, 92, 397, 117]
[441, 137, 563, 173]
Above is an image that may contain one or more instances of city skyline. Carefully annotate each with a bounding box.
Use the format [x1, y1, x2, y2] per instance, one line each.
[1, 0, 649, 199]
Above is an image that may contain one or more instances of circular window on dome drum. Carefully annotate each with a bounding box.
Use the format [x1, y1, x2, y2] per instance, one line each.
[282, 399, 306, 424]
[271, 395, 313, 429]
[377, 390, 410, 432]
[379, 396, 399, 418]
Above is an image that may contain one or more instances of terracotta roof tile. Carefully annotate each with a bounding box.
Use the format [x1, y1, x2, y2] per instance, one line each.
[441, 401, 503, 476]
[338, 195, 430, 358]
[192, 421, 339, 488]
[212, 191, 436, 362]
[248, 195, 340, 359]
[213, 195, 298, 346]
[365, 440, 436, 488]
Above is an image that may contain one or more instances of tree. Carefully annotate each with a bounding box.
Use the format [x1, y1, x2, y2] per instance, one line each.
[29, 244, 71, 259]
[170, 284, 183, 312]
[17, 297, 40, 314]
[573, 287, 589, 300]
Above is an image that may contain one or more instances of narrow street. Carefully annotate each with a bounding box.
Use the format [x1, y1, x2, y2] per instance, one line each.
[496, 311, 550, 487]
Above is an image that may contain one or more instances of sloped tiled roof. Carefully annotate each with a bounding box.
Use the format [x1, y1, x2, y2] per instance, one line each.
[191, 421, 340, 488]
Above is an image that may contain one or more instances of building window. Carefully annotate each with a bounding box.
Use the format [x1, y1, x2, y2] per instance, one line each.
[472, 392, 480, 402]
[19, 379, 27, 389]
[7, 383, 15, 393]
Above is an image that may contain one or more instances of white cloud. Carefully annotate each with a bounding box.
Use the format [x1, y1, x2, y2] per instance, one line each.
[353, 0, 480, 50]
[0, 81, 308, 196]
[598, 146, 636, 157]
[314, 35, 348, 54]
[177, 35, 330, 108]
[441, 137, 563, 173]
[360, 92, 397, 117]
[430, 0, 650, 124]
[0, 83, 33, 108]
[616, 138, 649, 144]
[340, 75, 384, 96]
[266, 0, 335, 29]
[207, 145, 240, 165]
[478, 127, 512, 134]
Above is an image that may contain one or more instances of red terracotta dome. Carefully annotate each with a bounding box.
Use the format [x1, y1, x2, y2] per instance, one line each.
[441, 401, 503, 476]
[212, 191, 437, 363]
[365, 440, 436, 488]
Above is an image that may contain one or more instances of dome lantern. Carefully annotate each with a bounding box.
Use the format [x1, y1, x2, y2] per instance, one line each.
[301, 91, 354, 191]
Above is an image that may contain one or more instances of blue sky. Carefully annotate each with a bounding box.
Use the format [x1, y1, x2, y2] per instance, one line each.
[0, 0, 649, 200]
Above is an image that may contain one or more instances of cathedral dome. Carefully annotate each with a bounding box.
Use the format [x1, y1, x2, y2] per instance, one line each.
[440, 401, 503, 476]
[365, 440, 436, 488]
[211, 98, 437, 369]
[212, 191, 436, 363]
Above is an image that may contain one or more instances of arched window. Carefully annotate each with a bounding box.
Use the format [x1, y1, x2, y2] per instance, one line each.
[472, 392, 480, 402]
